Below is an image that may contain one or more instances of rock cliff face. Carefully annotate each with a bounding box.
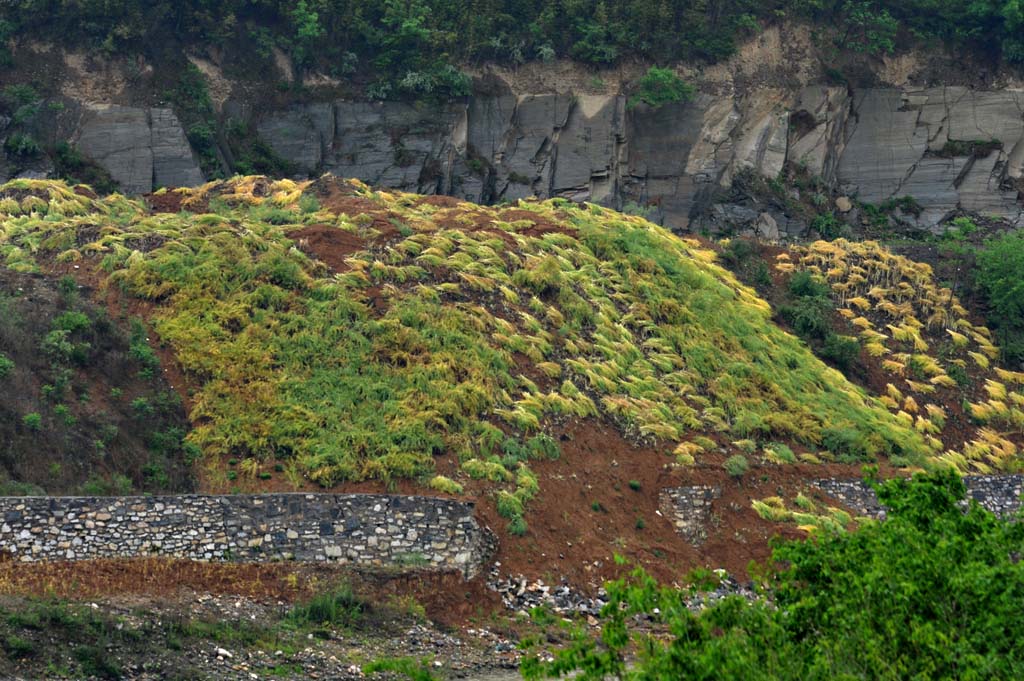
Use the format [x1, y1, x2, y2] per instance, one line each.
[4, 73, 1021, 235]
[241, 83, 1024, 233]
[74, 105, 204, 195]
[248, 84, 1023, 234]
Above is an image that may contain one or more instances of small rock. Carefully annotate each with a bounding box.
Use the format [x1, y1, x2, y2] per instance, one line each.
[836, 196, 853, 212]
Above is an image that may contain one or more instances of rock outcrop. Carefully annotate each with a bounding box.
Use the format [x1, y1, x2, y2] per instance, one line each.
[14, 79, 1020, 234]
[75, 105, 204, 195]
[246, 84, 1022, 234]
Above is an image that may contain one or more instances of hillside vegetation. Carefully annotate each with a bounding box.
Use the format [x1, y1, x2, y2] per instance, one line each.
[0, 177, 953, 504]
[1, 1, 1022, 98]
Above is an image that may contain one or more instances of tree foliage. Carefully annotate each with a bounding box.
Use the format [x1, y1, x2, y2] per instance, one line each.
[628, 67, 695, 110]
[2, 0, 1023, 95]
[976, 230, 1024, 366]
[523, 470, 1024, 680]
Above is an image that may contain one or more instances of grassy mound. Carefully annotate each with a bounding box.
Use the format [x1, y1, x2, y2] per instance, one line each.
[0, 177, 934, 494]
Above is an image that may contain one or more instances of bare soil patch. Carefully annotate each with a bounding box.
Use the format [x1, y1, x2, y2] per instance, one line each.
[288, 224, 367, 273]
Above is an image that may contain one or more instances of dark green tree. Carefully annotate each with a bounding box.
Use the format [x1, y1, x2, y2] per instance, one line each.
[523, 470, 1024, 680]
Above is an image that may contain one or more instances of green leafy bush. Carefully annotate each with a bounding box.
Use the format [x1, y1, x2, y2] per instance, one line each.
[0, 353, 13, 378]
[628, 66, 695, 110]
[763, 442, 796, 464]
[22, 413, 41, 431]
[496, 490, 524, 519]
[524, 471, 1024, 680]
[780, 296, 832, 341]
[976, 230, 1024, 365]
[810, 213, 846, 240]
[820, 426, 879, 462]
[508, 515, 528, 536]
[821, 334, 860, 371]
[3, 133, 41, 159]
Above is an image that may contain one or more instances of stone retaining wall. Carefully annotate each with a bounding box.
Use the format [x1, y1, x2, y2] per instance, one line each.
[0, 494, 495, 578]
[663, 475, 1024, 544]
[659, 485, 721, 545]
[813, 475, 1024, 519]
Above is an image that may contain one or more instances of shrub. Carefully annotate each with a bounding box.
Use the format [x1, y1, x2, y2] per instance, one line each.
[80, 474, 133, 496]
[788, 270, 831, 299]
[820, 426, 875, 462]
[1, 84, 39, 107]
[2, 635, 34, 658]
[810, 213, 846, 240]
[763, 442, 797, 464]
[976, 230, 1024, 365]
[779, 296, 833, 340]
[821, 334, 860, 371]
[526, 433, 560, 460]
[526, 472, 1024, 680]
[363, 657, 439, 681]
[462, 459, 511, 482]
[496, 490, 524, 519]
[628, 479, 641, 491]
[128, 317, 160, 374]
[22, 413, 41, 431]
[3, 133, 42, 159]
[0, 354, 13, 378]
[73, 645, 121, 679]
[130, 397, 154, 417]
[629, 66, 695, 110]
[723, 454, 749, 479]
[507, 515, 528, 536]
[298, 194, 320, 214]
[0, 479, 45, 495]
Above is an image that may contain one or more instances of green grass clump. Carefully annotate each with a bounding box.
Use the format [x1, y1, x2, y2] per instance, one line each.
[428, 475, 463, 495]
[724, 454, 749, 479]
[496, 490, 524, 519]
[462, 459, 511, 482]
[0, 177, 934, 498]
[287, 584, 364, 628]
[763, 442, 797, 464]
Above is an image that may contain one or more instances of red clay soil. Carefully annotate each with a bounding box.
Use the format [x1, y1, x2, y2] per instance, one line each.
[288, 224, 367, 273]
[333, 417, 899, 594]
[413, 195, 464, 209]
[0, 555, 499, 626]
[145, 191, 187, 214]
[462, 419, 898, 589]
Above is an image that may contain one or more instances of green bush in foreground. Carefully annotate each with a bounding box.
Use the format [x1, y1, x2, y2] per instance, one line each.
[522, 470, 1024, 680]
